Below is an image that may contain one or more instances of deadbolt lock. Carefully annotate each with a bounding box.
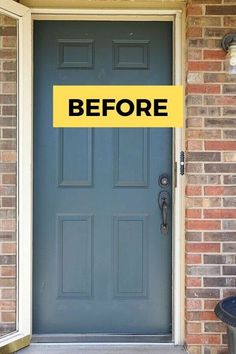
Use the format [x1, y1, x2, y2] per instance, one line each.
[158, 174, 169, 188]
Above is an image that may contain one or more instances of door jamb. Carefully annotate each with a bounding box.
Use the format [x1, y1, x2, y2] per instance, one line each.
[0, 0, 32, 351]
[31, 8, 185, 345]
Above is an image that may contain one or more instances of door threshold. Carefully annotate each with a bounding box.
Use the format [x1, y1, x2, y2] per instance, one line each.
[32, 334, 172, 344]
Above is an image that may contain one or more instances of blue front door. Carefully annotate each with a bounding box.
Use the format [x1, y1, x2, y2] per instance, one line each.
[33, 21, 173, 335]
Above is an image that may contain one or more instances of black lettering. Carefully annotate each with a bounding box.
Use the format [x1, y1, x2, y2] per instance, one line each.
[69, 99, 84, 116]
[154, 99, 168, 116]
[136, 99, 152, 116]
[86, 99, 100, 116]
[116, 99, 134, 117]
[103, 99, 115, 116]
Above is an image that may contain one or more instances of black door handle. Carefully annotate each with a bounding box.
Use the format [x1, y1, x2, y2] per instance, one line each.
[158, 191, 170, 235]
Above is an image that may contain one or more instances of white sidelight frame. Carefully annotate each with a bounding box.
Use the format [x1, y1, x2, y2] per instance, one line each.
[0, 0, 32, 351]
[0, 2, 185, 350]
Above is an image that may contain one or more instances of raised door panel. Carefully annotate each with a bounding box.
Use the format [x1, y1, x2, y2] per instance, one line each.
[58, 39, 94, 69]
[57, 214, 93, 298]
[113, 215, 148, 298]
[113, 40, 150, 69]
[58, 128, 93, 187]
[113, 128, 149, 187]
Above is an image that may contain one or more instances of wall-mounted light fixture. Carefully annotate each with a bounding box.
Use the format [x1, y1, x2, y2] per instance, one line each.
[222, 33, 236, 75]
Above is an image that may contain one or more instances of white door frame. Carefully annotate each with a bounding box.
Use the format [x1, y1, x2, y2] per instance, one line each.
[0, 0, 32, 351]
[0, 3, 185, 350]
[31, 9, 186, 344]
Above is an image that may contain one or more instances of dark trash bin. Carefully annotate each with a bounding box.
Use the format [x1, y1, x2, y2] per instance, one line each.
[215, 296, 236, 354]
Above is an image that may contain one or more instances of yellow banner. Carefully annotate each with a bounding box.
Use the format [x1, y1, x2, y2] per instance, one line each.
[53, 85, 183, 128]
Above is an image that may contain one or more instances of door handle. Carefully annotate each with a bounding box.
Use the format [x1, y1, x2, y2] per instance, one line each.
[158, 191, 170, 235]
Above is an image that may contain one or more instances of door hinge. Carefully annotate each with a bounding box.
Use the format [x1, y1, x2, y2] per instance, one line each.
[180, 151, 185, 176]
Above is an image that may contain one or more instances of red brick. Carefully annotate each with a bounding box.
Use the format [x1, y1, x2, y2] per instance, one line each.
[223, 187, 236, 195]
[1, 243, 16, 254]
[204, 209, 236, 219]
[186, 220, 221, 230]
[187, 311, 218, 321]
[2, 37, 17, 48]
[186, 334, 220, 344]
[0, 300, 15, 311]
[1, 152, 16, 163]
[186, 243, 220, 253]
[206, 5, 236, 15]
[187, 141, 203, 151]
[186, 254, 202, 264]
[186, 163, 203, 173]
[188, 61, 221, 71]
[187, 130, 221, 140]
[204, 300, 219, 310]
[187, 84, 220, 94]
[185, 2, 236, 351]
[2, 197, 16, 208]
[0, 49, 16, 59]
[204, 95, 236, 106]
[187, 27, 203, 38]
[205, 141, 236, 151]
[186, 334, 220, 345]
[0, 278, 15, 287]
[0, 266, 15, 277]
[186, 209, 202, 218]
[0, 27, 16, 36]
[186, 186, 202, 196]
[1, 220, 16, 231]
[186, 277, 202, 287]
[1, 312, 16, 323]
[2, 174, 16, 185]
[1, 289, 16, 300]
[224, 16, 236, 27]
[192, 0, 221, 4]
[186, 299, 202, 310]
[187, 5, 203, 15]
[187, 322, 202, 334]
[204, 186, 224, 196]
[187, 118, 203, 129]
[203, 50, 225, 60]
[223, 289, 236, 297]
[188, 49, 202, 61]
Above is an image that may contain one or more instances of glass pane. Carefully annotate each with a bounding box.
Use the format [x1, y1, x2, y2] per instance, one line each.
[0, 13, 17, 337]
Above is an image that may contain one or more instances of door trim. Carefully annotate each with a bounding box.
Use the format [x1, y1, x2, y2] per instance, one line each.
[31, 8, 185, 345]
[0, 0, 32, 351]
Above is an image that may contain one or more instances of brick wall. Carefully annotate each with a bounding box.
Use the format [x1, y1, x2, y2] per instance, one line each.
[3, 0, 236, 348]
[0, 14, 17, 336]
[186, 1, 236, 354]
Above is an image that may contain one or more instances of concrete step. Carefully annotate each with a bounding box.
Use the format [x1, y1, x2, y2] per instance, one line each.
[17, 344, 187, 354]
